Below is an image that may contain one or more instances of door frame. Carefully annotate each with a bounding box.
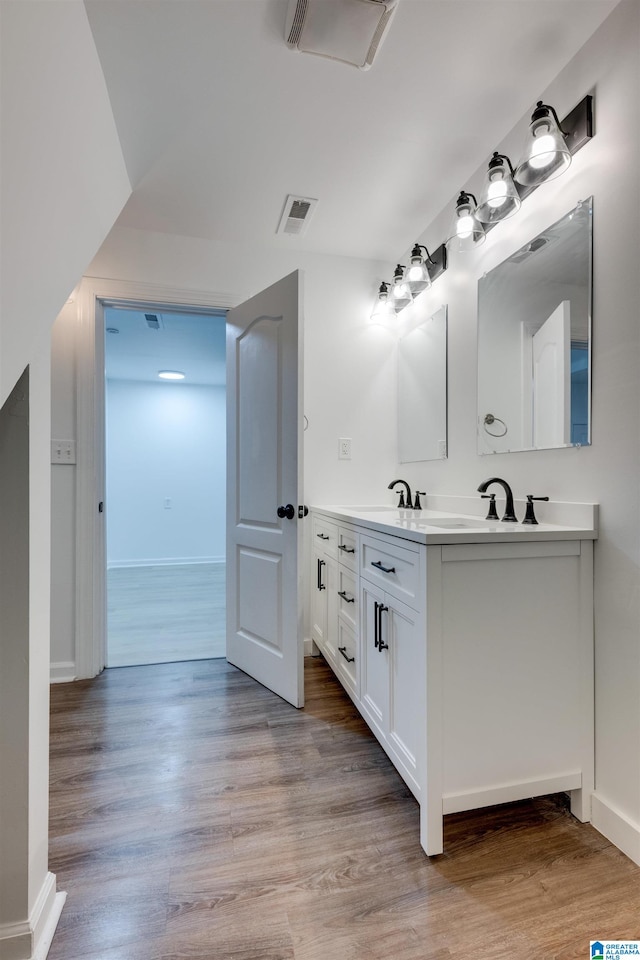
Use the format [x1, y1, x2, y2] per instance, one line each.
[74, 277, 238, 678]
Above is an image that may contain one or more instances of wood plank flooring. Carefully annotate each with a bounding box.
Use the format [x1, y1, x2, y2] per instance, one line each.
[49, 657, 640, 960]
[107, 563, 225, 666]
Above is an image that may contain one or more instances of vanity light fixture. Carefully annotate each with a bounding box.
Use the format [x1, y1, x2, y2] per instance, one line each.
[446, 191, 486, 253]
[403, 244, 433, 297]
[476, 152, 521, 224]
[514, 101, 572, 186]
[370, 281, 395, 320]
[390, 264, 413, 312]
[158, 370, 185, 380]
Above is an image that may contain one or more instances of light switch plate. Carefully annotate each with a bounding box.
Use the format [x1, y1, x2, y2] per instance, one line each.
[51, 439, 76, 464]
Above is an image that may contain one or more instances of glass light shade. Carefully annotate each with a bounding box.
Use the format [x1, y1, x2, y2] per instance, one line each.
[403, 245, 432, 297]
[158, 370, 185, 380]
[514, 102, 571, 186]
[370, 283, 395, 320]
[446, 192, 485, 253]
[390, 265, 413, 312]
[476, 153, 522, 223]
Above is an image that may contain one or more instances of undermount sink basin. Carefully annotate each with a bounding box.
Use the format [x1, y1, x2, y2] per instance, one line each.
[421, 517, 494, 529]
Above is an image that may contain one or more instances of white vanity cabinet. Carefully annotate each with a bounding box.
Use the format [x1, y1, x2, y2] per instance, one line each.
[311, 515, 360, 696]
[310, 503, 597, 857]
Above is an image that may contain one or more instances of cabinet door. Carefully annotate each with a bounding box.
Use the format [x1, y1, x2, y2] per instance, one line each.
[385, 596, 425, 798]
[360, 581, 389, 739]
[311, 549, 328, 649]
[336, 618, 358, 697]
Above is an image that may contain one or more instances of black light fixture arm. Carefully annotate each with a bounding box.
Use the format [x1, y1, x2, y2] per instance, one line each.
[410, 242, 435, 265]
[531, 100, 567, 136]
[488, 151, 517, 177]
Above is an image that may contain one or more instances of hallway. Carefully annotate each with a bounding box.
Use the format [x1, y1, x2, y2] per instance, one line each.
[49, 658, 640, 959]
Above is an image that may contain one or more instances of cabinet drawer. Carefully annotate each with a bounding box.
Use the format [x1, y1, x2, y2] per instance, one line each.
[361, 533, 420, 608]
[337, 525, 358, 572]
[312, 515, 338, 558]
[337, 566, 358, 629]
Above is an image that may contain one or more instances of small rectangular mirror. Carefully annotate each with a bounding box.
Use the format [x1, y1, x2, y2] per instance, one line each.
[398, 304, 447, 462]
[477, 198, 592, 454]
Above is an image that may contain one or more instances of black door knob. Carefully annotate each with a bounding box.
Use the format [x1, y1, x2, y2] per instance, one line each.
[277, 504, 295, 520]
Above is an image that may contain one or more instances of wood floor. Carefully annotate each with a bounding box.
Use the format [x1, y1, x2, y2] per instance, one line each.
[49, 658, 640, 960]
[107, 563, 225, 666]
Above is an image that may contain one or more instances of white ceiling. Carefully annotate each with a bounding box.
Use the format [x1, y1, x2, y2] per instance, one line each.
[104, 307, 227, 385]
[85, 0, 617, 264]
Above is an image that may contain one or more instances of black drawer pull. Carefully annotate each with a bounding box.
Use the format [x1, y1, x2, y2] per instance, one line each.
[338, 590, 355, 603]
[338, 646, 355, 663]
[338, 544, 355, 553]
[316, 533, 330, 540]
[371, 560, 396, 574]
[317, 558, 326, 591]
[377, 603, 389, 651]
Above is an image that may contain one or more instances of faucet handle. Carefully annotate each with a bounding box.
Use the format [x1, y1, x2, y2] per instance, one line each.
[396, 490, 406, 508]
[522, 495, 549, 525]
[414, 491, 425, 510]
[481, 493, 499, 521]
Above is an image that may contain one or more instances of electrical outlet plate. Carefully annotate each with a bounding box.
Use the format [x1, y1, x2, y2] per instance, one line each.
[338, 438, 352, 460]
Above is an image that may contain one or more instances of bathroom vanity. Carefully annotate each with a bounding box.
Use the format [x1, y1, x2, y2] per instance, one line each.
[310, 496, 598, 855]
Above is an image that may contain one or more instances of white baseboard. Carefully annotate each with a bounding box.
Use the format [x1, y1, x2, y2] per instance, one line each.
[107, 556, 225, 569]
[50, 662, 76, 684]
[0, 873, 66, 960]
[591, 792, 640, 866]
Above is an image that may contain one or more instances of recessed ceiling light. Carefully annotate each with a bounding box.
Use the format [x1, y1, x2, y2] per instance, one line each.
[158, 370, 185, 380]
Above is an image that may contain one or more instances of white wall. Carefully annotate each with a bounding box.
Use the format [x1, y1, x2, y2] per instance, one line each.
[0, 0, 131, 407]
[0, 2, 131, 954]
[393, 0, 640, 862]
[106, 380, 226, 565]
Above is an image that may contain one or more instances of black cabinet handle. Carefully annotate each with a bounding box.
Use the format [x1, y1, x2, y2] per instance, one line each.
[338, 544, 355, 554]
[277, 504, 295, 520]
[372, 560, 396, 574]
[374, 601, 379, 649]
[377, 603, 389, 651]
[338, 590, 354, 603]
[317, 558, 326, 591]
[338, 646, 355, 663]
[316, 533, 330, 540]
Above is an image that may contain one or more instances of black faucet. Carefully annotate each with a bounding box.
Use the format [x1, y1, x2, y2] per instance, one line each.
[477, 477, 517, 522]
[388, 479, 413, 509]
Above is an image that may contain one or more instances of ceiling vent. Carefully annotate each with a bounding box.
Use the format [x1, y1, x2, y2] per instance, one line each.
[144, 313, 162, 329]
[276, 194, 318, 237]
[285, 0, 399, 70]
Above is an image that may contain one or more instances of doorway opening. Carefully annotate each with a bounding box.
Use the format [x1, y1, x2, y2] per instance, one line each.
[103, 304, 227, 667]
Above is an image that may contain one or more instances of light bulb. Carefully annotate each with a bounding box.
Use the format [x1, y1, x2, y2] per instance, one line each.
[487, 177, 508, 208]
[456, 213, 474, 239]
[528, 131, 556, 169]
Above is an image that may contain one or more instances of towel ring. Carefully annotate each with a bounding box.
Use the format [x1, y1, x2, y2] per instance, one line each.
[483, 413, 507, 438]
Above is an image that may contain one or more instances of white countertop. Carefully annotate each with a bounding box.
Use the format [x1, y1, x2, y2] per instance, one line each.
[312, 498, 598, 546]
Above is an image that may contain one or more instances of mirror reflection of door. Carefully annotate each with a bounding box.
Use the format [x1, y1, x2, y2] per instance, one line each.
[532, 300, 571, 448]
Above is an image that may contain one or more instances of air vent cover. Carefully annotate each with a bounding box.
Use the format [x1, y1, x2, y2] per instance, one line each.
[276, 194, 318, 237]
[285, 0, 399, 70]
[145, 313, 162, 329]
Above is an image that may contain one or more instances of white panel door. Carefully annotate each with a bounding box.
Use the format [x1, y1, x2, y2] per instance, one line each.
[532, 300, 571, 448]
[226, 272, 304, 708]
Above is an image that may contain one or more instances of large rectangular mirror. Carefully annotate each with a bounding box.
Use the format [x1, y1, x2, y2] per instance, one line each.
[477, 198, 592, 454]
[398, 304, 447, 462]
